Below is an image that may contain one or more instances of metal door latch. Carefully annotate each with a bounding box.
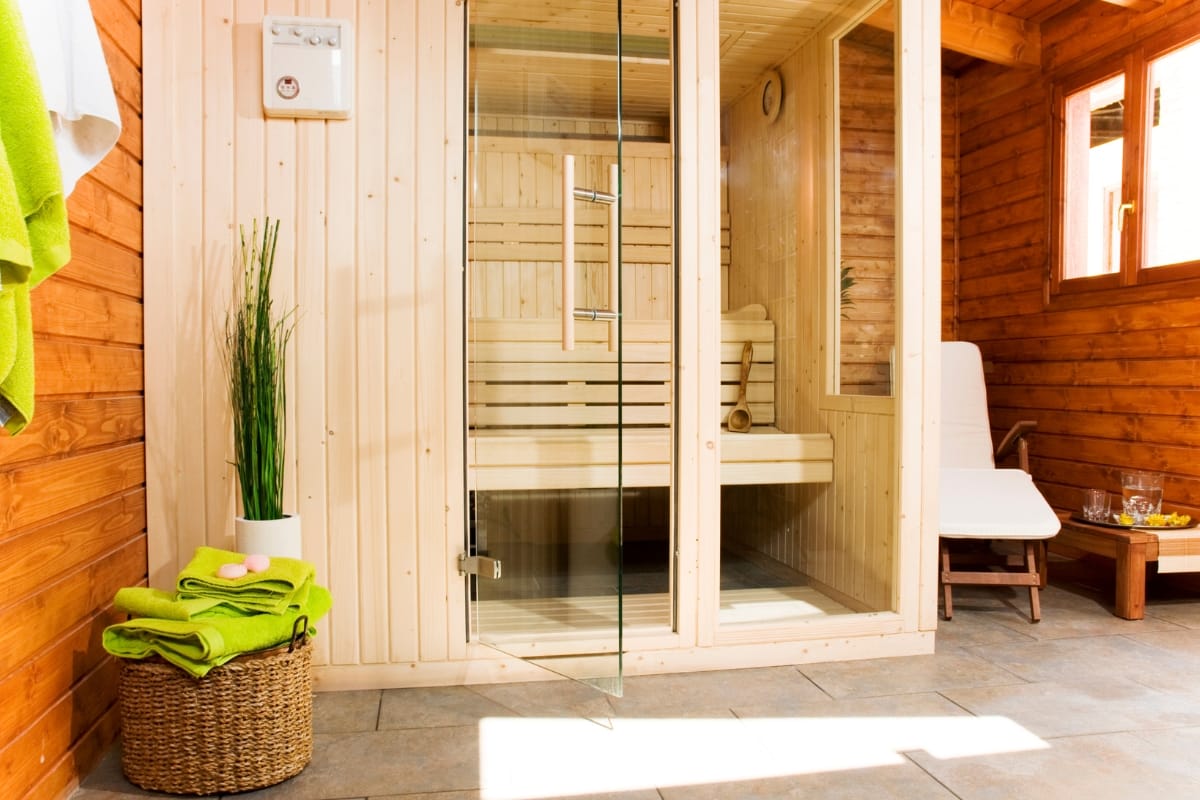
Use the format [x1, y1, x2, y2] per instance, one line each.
[458, 554, 501, 579]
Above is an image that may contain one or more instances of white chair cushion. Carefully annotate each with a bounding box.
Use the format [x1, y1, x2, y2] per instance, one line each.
[941, 342, 996, 470]
[940, 468, 1061, 540]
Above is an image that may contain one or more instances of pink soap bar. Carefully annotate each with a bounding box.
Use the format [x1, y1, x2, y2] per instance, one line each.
[217, 562, 248, 579]
[243, 554, 271, 573]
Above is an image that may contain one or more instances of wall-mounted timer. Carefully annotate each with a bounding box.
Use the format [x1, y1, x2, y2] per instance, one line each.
[262, 15, 353, 119]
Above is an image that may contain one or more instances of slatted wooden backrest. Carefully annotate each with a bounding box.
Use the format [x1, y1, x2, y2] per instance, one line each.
[468, 317, 776, 431]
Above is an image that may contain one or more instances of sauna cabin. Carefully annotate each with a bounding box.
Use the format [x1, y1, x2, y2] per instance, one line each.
[158, 0, 946, 692]
[7, 0, 1200, 795]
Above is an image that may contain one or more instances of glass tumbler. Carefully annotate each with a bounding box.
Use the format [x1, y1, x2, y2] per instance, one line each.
[1082, 489, 1110, 522]
[1121, 470, 1164, 523]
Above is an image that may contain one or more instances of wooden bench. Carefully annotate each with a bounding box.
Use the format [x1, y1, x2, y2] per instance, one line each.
[1052, 511, 1200, 620]
[467, 315, 833, 491]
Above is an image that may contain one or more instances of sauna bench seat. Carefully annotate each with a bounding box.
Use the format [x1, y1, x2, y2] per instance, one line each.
[467, 315, 833, 492]
[467, 427, 834, 491]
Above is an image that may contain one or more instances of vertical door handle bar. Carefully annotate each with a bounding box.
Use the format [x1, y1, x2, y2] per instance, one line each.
[607, 163, 619, 352]
[562, 155, 576, 351]
[562, 155, 620, 352]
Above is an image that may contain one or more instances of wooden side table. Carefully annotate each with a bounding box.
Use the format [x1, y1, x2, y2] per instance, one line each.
[1052, 512, 1160, 620]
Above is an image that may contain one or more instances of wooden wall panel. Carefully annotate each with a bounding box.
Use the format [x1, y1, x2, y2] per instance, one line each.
[952, 0, 1200, 519]
[0, 2, 144, 798]
[144, 0, 466, 677]
[838, 38, 896, 397]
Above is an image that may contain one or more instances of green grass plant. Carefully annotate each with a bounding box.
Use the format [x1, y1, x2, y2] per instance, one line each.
[221, 218, 295, 521]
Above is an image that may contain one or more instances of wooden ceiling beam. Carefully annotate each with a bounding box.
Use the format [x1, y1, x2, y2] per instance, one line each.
[866, 0, 1042, 69]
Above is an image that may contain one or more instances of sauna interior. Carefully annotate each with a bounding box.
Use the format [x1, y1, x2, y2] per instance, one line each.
[464, 0, 908, 690]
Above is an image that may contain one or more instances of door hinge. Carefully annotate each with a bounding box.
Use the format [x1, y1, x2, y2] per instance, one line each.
[458, 553, 501, 579]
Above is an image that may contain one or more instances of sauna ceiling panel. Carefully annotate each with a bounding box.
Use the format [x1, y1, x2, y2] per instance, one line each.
[468, 0, 1064, 124]
[468, 0, 855, 125]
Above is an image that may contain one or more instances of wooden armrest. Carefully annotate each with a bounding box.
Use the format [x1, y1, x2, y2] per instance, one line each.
[996, 420, 1037, 471]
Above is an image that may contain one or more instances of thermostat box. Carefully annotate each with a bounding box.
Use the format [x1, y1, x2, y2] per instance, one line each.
[262, 15, 353, 119]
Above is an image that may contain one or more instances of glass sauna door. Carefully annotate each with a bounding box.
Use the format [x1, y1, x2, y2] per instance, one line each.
[465, 0, 643, 696]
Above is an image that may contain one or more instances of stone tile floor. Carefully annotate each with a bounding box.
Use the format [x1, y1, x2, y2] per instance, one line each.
[73, 563, 1200, 799]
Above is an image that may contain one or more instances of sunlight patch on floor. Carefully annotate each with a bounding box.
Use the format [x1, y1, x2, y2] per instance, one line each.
[478, 715, 1049, 799]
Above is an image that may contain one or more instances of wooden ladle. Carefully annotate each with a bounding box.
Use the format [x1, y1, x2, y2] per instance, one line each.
[727, 341, 753, 433]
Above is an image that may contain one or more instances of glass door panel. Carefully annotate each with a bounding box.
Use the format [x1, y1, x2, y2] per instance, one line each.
[466, 0, 628, 695]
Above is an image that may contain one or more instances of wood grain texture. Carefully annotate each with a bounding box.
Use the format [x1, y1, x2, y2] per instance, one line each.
[952, 0, 1200, 524]
[0, 2, 145, 797]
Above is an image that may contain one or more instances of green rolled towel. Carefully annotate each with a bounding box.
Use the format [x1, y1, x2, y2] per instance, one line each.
[104, 583, 332, 678]
[177, 546, 316, 615]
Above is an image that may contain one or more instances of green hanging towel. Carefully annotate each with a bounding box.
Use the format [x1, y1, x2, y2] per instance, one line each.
[0, 0, 71, 435]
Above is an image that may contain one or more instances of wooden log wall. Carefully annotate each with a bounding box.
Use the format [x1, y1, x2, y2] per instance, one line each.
[0, 1, 143, 798]
[953, 0, 1200, 519]
[839, 36, 896, 397]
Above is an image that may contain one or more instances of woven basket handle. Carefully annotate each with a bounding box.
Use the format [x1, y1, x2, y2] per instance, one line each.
[288, 615, 309, 652]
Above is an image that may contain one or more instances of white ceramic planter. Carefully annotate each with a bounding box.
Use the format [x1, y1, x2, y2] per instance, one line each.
[235, 514, 302, 559]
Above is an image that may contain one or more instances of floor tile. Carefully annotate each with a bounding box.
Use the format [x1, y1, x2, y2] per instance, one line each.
[315, 689, 382, 733]
[612, 666, 827, 718]
[732, 688, 967, 721]
[799, 651, 1023, 699]
[379, 686, 518, 730]
[909, 730, 1200, 800]
[942, 676, 1200, 738]
[965, 631, 1184, 684]
[655, 761, 958, 799]
[467, 677, 618, 720]
[234, 728, 481, 800]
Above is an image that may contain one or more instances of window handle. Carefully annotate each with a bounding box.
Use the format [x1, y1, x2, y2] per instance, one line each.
[1118, 201, 1135, 232]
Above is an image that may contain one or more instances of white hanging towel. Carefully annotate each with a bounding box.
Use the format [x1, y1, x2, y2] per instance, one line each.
[16, 0, 121, 198]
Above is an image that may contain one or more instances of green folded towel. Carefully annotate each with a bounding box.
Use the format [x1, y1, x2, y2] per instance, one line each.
[177, 546, 316, 615]
[0, 0, 72, 435]
[114, 587, 256, 621]
[103, 583, 332, 678]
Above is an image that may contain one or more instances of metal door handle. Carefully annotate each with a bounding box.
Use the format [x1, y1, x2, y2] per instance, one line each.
[562, 157, 620, 352]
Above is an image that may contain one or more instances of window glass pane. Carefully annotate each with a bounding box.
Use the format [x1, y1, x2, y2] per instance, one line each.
[1145, 39, 1200, 268]
[1062, 74, 1124, 279]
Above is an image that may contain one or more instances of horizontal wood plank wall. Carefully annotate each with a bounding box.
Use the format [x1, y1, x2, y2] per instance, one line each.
[0, 2, 144, 798]
[468, 135, 730, 324]
[954, 0, 1200, 517]
[943, 73, 957, 342]
[144, 1, 465, 678]
[839, 36, 895, 397]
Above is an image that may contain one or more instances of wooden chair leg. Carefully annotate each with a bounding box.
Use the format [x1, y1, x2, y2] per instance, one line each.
[1037, 540, 1048, 589]
[1025, 540, 1042, 623]
[940, 539, 954, 620]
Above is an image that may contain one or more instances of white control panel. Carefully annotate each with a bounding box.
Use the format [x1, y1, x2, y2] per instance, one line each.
[262, 15, 353, 119]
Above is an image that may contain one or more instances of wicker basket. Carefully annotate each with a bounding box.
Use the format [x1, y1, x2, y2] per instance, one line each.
[118, 632, 313, 795]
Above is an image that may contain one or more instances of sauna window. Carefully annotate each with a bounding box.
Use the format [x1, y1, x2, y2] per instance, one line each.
[1054, 34, 1200, 293]
[835, 22, 895, 396]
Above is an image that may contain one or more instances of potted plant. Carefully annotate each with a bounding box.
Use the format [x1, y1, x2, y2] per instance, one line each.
[220, 217, 301, 558]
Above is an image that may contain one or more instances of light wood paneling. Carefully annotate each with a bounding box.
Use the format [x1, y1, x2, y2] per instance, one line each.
[0, 2, 144, 798]
[142, 0, 942, 694]
[145, 0, 465, 675]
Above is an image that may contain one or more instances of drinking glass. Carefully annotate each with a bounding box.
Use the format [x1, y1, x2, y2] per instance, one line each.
[1082, 489, 1110, 522]
[1121, 470, 1164, 523]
